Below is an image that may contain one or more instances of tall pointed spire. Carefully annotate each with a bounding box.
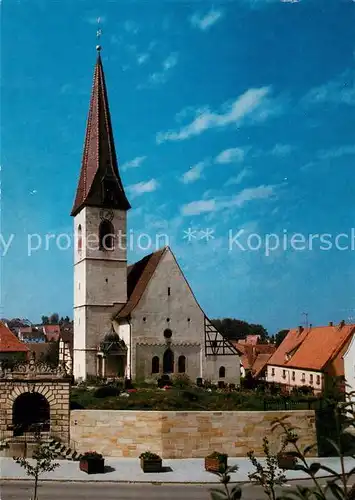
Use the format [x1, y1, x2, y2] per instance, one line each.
[71, 45, 131, 216]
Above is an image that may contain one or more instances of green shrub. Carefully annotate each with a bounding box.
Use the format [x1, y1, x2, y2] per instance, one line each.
[172, 373, 192, 388]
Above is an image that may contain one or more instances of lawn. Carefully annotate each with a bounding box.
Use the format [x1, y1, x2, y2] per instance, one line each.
[70, 384, 322, 412]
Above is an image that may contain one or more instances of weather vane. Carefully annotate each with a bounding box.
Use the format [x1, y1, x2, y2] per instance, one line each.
[96, 17, 102, 51]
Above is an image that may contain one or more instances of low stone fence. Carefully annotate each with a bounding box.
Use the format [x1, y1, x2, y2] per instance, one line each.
[70, 410, 317, 458]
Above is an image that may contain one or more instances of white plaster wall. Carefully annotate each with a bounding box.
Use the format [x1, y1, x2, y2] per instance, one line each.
[344, 334, 355, 401]
[116, 321, 131, 378]
[266, 365, 323, 392]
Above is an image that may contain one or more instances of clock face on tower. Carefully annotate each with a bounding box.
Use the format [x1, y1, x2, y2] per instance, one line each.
[100, 209, 114, 221]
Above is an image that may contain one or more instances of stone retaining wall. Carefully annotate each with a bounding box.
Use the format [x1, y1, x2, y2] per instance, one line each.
[70, 410, 317, 458]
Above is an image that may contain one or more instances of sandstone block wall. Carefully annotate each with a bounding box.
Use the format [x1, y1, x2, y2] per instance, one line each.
[70, 409, 317, 458]
[0, 379, 70, 444]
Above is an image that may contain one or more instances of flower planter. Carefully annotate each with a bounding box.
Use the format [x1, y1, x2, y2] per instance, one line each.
[205, 456, 228, 473]
[140, 457, 162, 473]
[277, 453, 297, 470]
[79, 457, 105, 474]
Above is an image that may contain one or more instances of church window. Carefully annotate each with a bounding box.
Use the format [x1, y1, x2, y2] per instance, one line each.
[99, 219, 115, 250]
[164, 328, 172, 339]
[105, 278, 108, 283]
[152, 356, 159, 374]
[77, 224, 82, 254]
[168, 287, 171, 296]
[219, 366, 226, 378]
[178, 355, 186, 373]
[187, 318, 190, 322]
[163, 348, 174, 374]
[166, 318, 170, 323]
[143, 317, 146, 322]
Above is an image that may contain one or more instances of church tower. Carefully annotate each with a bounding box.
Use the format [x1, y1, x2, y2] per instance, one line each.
[71, 45, 131, 381]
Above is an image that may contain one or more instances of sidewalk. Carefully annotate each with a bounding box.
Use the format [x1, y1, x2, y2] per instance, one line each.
[1, 457, 353, 484]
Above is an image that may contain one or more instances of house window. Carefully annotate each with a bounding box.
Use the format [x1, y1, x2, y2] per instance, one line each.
[271, 368, 275, 376]
[292, 371, 295, 381]
[310, 374, 313, 384]
[301, 373, 305, 382]
[178, 355, 186, 373]
[219, 366, 226, 378]
[316, 375, 321, 385]
[152, 356, 159, 374]
[99, 220, 115, 250]
[282, 370, 286, 379]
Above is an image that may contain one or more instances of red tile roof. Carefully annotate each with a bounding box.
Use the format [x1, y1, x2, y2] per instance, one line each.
[71, 52, 130, 216]
[43, 325, 60, 342]
[267, 323, 355, 372]
[117, 247, 167, 318]
[0, 321, 30, 353]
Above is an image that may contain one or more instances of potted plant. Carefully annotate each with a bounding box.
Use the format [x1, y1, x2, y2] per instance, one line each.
[139, 451, 162, 472]
[277, 451, 298, 470]
[205, 451, 228, 472]
[79, 451, 105, 474]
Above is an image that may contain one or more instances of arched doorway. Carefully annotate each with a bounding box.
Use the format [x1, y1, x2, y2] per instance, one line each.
[163, 348, 174, 374]
[12, 392, 50, 436]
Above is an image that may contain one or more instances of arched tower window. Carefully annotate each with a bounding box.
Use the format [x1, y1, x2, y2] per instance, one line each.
[163, 348, 174, 374]
[219, 366, 226, 378]
[77, 224, 82, 254]
[99, 220, 115, 250]
[152, 356, 159, 374]
[178, 355, 186, 373]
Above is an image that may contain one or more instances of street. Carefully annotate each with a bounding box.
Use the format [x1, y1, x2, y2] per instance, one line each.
[0, 480, 347, 500]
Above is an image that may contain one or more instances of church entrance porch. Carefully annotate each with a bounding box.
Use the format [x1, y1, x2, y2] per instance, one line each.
[97, 329, 127, 379]
[12, 392, 50, 436]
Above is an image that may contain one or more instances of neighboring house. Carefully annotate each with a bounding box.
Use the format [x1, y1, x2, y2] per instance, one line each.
[71, 49, 242, 384]
[59, 327, 73, 374]
[18, 327, 46, 343]
[27, 343, 52, 363]
[343, 331, 355, 402]
[0, 321, 29, 365]
[234, 342, 276, 378]
[265, 321, 355, 394]
[42, 324, 61, 342]
[238, 335, 261, 346]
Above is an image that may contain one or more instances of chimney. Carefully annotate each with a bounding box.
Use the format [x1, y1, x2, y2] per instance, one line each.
[297, 326, 304, 335]
[339, 320, 345, 328]
[329, 321, 333, 327]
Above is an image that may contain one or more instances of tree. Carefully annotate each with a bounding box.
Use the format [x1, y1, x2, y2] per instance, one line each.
[41, 341, 59, 367]
[41, 316, 49, 325]
[49, 313, 59, 324]
[275, 330, 289, 347]
[13, 429, 59, 500]
[211, 318, 269, 342]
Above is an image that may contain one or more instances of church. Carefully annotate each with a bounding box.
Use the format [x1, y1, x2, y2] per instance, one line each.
[71, 44, 241, 385]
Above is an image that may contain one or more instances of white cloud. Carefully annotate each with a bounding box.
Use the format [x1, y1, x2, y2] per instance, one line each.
[157, 87, 275, 143]
[163, 53, 178, 71]
[225, 168, 252, 186]
[139, 52, 179, 89]
[124, 20, 139, 34]
[190, 9, 223, 31]
[127, 179, 159, 197]
[181, 184, 277, 216]
[215, 147, 246, 164]
[317, 145, 355, 160]
[181, 161, 207, 184]
[270, 143, 293, 156]
[137, 53, 150, 65]
[121, 156, 147, 171]
[304, 70, 355, 106]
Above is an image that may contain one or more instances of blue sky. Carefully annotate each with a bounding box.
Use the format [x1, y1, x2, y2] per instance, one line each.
[1, 0, 355, 333]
